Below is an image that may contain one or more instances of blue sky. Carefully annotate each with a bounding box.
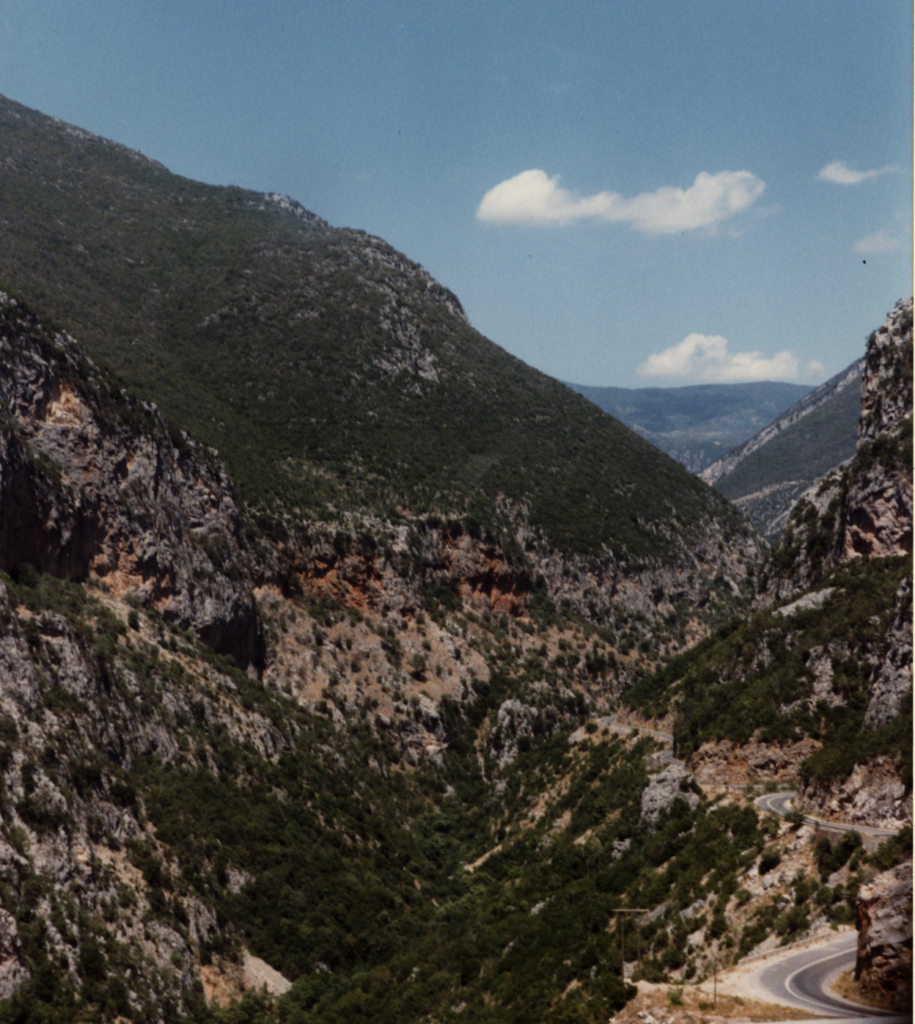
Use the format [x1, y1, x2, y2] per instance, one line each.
[0, 0, 910, 388]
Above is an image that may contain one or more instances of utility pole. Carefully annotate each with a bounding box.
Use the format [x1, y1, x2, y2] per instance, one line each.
[619, 913, 624, 975]
[612, 909, 650, 980]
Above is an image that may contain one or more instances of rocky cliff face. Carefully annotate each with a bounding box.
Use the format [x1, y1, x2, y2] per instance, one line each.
[859, 300, 914, 443]
[801, 757, 911, 829]
[750, 301, 912, 834]
[0, 578, 220, 1014]
[841, 298, 914, 560]
[673, 304, 911, 842]
[0, 291, 261, 669]
[760, 298, 912, 600]
[639, 763, 698, 824]
[281, 509, 759, 657]
[864, 574, 912, 728]
[688, 737, 821, 788]
[855, 862, 912, 1010]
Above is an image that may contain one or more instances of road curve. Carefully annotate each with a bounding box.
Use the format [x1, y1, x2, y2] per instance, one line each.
[752, 932, 903, 1020]
[754, 791, 899, 840]
[593, 721, 898, 838]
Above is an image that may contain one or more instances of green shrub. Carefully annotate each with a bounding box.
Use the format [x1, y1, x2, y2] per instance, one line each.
[758, 849, 781, 875]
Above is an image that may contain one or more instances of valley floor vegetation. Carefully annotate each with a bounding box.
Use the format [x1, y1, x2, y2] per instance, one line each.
[0, 566, 910, 1024]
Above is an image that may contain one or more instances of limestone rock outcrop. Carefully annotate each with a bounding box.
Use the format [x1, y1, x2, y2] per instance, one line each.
[761, 298, 912, 601]
[688, 738, 820, 788]
[856, 862, 913, 1010]
[0, 291, 261, 668]
[793, 573, 912, 830]
[273, 501, 759, 696]
[489, 698, 540, 769]
[0, 579, 221, 1014]
[801, 757, 911, 830]
[865, 574, 912, 728]
[640, 763, 699, 824]
[753, 299, 912, 831]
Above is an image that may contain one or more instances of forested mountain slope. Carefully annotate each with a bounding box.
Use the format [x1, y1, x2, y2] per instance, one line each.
[0, 94, 755, 588]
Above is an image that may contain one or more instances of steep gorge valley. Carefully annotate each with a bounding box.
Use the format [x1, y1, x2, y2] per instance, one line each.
[0, 95, 910, 1023]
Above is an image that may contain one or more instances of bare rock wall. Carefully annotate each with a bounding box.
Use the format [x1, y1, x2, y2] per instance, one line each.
[0, 292, 261, 669]
[856, 861, 913, 1010]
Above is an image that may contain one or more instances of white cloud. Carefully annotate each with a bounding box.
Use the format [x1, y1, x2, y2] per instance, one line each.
[476, 169, 765, 234]
[637, 333, 799, 383]
[854, 228, 903, 254]
[817, 160, 899, 185]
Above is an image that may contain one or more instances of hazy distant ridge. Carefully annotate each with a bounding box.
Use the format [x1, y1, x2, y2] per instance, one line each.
[700, 359, 864, 485]
[567, 380, 812, 472]
[700, 358, 864, 538]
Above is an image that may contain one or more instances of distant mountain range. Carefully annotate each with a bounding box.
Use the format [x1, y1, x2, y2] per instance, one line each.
[700, 359, 864, 538]
[567, 380, 813, 472]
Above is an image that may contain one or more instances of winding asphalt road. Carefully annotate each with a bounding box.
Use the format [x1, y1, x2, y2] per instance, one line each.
[748, 932, 906, 1020]
[754, 791, 898, 841]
